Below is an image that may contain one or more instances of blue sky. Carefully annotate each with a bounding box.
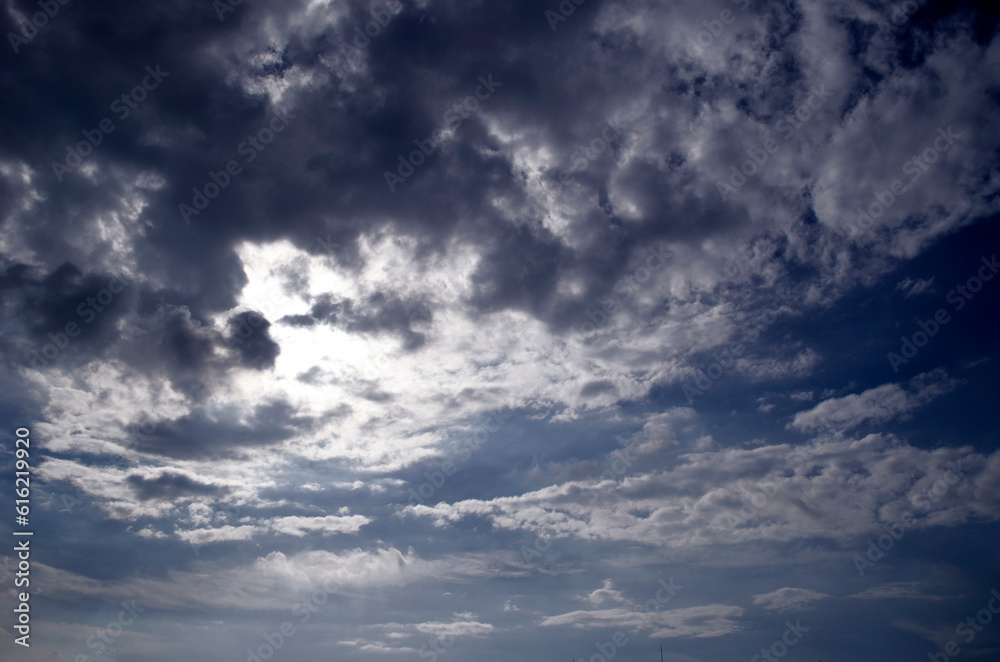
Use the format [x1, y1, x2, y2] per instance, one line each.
[1, 0, 1000, 661]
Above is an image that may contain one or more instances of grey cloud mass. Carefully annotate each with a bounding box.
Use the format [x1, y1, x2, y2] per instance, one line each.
[1, 0, 999, 661]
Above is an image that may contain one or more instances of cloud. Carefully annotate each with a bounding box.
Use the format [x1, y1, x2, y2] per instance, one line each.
[342, 616, 496, 655]
[1, 1, 999, 660]
[540, 604, 744, 639]
[586, 579, 633, 606]
[752, 587, 831, 612]
[414, 620, 494, 637]
[896, 277, 935, 298]
[338, 639, 418, 655]
[789, 369, 961, 434]
[177, 525, 261, 546]
[134, 526, 169, 540]
[126, 471, 231, 502]
[848, 582, 944, 601]
[36, 547, 512, 613]
[265, 514, 371, 537]
[403, 433, 1000, 553]
[226, 311, 281, 370]
[891, 619, 959, 649]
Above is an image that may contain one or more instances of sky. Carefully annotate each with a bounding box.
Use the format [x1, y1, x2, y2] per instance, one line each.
[1, 0, 999, 661]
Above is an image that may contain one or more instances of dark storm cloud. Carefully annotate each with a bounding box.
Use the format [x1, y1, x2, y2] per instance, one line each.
[0, 0, 790, 363]
[226, 310, 281, 369]
[148, 306, 219, 381]
[74, 302, 283, 399]
[136, 398, 314, 459]
[0, 262, 133, 369]
[2, 0, 767, 347]
[280, 313, 316, 327]
[280, 292, 429, 350]
[127, 470, 230, 502]
[1, 1, 999, 661]
[0, 0, 992, 356]
[468, 228, 567, 319]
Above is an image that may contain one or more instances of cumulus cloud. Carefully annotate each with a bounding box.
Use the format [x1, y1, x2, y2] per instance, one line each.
[585, 579, 633, 606]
